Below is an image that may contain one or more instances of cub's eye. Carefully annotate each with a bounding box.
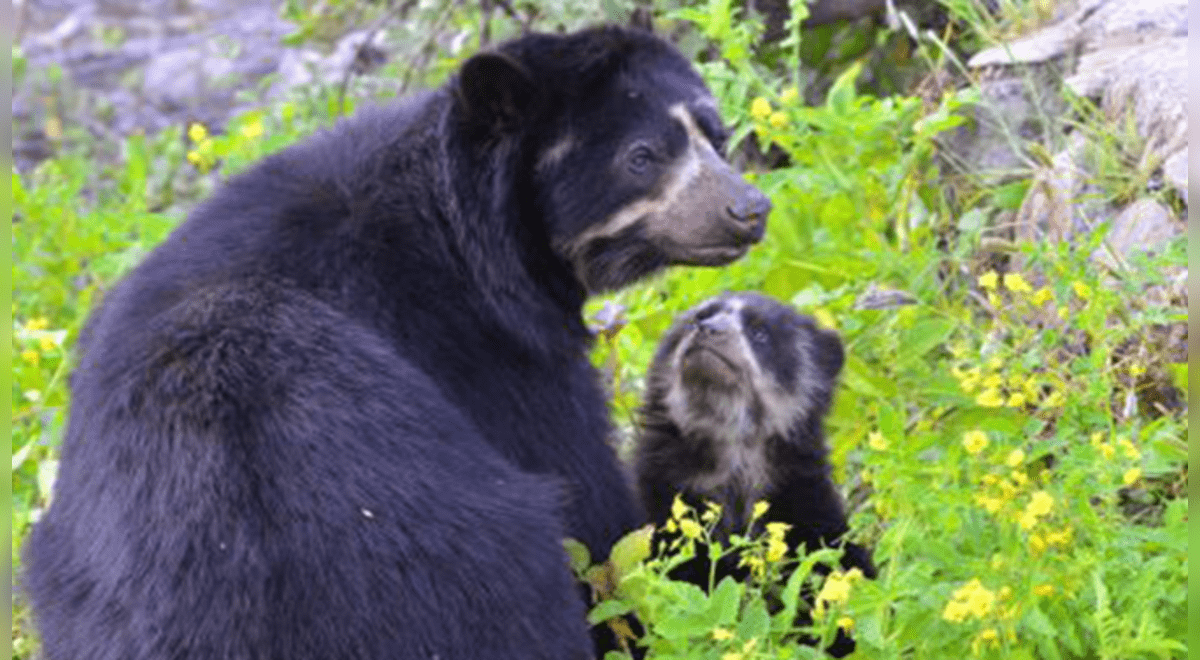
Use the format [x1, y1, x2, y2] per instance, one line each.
[748, 323, 769, 344]
[627, 146, 656, 174]
[694, 304, 721, 322]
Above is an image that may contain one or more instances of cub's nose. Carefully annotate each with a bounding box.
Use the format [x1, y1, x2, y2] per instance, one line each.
[695, 309, 737, 336]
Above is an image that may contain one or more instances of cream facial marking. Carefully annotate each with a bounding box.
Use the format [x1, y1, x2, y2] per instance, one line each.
[536, 134, 576, 174]
[660, 294, 826, 500]
[558, 103, 708, 257]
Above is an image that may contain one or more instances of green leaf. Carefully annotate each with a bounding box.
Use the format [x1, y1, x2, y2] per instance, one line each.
[609, 525, 653, 581]
[825, 62, 863, 115]
[736, 594, 771, 640]
[709, 576, 743, 625]
[896, 318, 954, 365]
[588, 599, 634, 625]
[563, 538, 591, 575]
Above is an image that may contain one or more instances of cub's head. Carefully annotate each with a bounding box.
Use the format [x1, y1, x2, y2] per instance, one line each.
[647, 292, 844, 447]
[456, 27, 770, 294]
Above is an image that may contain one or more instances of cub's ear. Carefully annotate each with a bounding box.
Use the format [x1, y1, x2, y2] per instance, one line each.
[812, 325, 845, 382]
[457, 52, 537, 132]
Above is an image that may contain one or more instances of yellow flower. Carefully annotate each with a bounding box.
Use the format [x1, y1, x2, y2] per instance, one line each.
[978, 628, 998, 642]
[944, 579, 996, 622]
[750, 96, 772, 121]
[1098, 443, 1115, 460]
[741, 554, 765, 580]
[766, 537, 788, 562]
[942, 599, 970, 623]
[983, 372, 1004, 388]
[966, 588, 995, 618]
[751, 501, 770, 520]
[1003, 273, 1033, 293]
[187, 150, 203, 166]
[1018, 511, 1039, 530]
[975, 494, 1003, 514]
[21, 349, 40, 366]
[1117, 437, 1141, 460]
[837, 616, 855, 632]
[39, 335, 59, 352]
[1042, 390, 1065, 407]
[1044, 528, 1072, 547]
[25, 317, 49, 331]
[701, 501, 723, 524]
[1033, 584, 1055, 597]
[976, 388, 1005, 407]
[768, 111, 788, 129]
[765, 522, 790, 542]
[957, 367, 982, 392]
[1027, 491, 1053, 516]
[678, 518, 702, 540]
[1071, 281, 1091, 300]
[962, 430, 989, 455]
[721, 653, 743, 660]
[1028, 533, 1046, 554]
[1006, 392, 1027, 407]
[671, 494, 689, 521]
[240, 119, 265, 139]
[1122, 468, 1142, 486]
[1009, 471, 1028, 487]
[188, 122, 209, 143]
[779, 86, 800, 105]
[868, 431, 889, 451]
[711, 627, 734, 641]
[1032, 287, 1055, 306]
[815, 569, 861, 616]
[1005, 449, 1026, 467]
[978, 271, 999, 289]
[813, 308, 837, 330]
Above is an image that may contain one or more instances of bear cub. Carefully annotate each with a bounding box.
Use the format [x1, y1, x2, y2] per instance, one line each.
[634, 292, 876, 656]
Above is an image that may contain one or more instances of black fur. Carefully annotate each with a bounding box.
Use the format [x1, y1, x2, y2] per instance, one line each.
[24, 27, 763, 660]
[635, 293, 876, 657]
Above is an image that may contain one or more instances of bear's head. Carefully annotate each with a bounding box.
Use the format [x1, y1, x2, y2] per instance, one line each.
[456, 27, 770, 294]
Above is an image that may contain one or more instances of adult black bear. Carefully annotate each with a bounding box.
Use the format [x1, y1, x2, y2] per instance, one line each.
[24, 27, 770, 660]
[634, 292, 875, 657]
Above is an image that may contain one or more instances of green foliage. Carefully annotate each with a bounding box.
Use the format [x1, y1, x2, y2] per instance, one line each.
[584, 1, 1187, 658]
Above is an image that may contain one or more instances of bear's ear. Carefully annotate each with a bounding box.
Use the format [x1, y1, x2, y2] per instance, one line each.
[812, 326, 845, 382]
[458, 52, 537, 132]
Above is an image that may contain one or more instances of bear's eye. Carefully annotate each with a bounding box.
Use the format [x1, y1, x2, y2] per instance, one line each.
[627, 146, 656, 174]
[747, 322, 769, 344]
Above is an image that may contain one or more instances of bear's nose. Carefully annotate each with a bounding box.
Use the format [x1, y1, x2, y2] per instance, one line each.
[726, 187, 772, 226]
[696, 310, 736, 336]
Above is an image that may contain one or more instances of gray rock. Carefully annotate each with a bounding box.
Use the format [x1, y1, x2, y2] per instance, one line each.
[938, 69, 1066, 180]
[1065, 37, 1187, 156]
[1090, 198, 1181, 271]
[1161, 148, 1187, 203]
[968, 0, 1187, 67]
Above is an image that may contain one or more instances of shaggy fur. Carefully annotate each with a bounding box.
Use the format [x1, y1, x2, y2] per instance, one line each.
[24, 27, 768, 660]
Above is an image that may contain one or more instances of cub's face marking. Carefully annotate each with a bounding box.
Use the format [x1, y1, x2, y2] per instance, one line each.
[649, 293, 843, 508]
[553, 102, 771, 293]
